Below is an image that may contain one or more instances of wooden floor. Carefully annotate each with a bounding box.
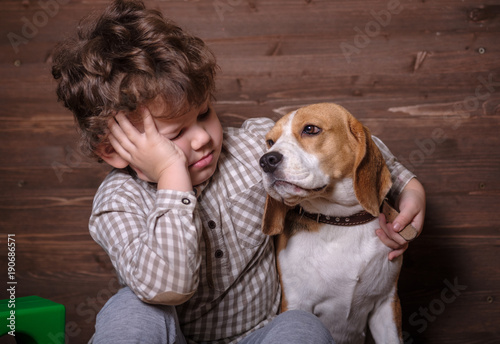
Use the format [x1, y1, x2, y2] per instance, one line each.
[1, 0, 499, 343]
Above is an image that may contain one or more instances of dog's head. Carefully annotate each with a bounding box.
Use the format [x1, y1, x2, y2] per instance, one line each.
[260, 103, 392, 235]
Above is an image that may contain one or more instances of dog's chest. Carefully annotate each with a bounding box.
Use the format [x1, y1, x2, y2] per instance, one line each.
[279, 217, 401, 321]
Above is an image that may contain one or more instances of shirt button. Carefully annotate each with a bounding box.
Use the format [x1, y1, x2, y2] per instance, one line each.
[182, 198, 191, 205]
[215, 249, 224, 259]
[208, 220, 216, 229]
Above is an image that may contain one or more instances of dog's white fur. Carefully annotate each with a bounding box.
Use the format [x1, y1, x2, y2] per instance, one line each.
[261, 103, 403, 344]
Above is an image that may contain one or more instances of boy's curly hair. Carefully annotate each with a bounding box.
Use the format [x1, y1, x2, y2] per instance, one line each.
[52, 0, 217, 160]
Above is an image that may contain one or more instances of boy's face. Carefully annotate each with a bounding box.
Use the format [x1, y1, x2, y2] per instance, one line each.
[143, 98, 223, 186]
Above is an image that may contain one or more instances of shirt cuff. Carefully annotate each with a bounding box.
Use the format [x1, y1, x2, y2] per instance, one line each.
[371, 136, 416, 204]
[154, 189, 197, 212]
[388, 163, 416, 204]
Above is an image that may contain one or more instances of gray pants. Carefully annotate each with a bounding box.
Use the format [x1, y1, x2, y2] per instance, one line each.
[93, 287, 335, 344]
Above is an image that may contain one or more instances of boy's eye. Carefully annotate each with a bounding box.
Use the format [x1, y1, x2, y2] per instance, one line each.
[170, 130, 183, 140]
[170, 107, 210, 140]
[198, 107, 211, 120]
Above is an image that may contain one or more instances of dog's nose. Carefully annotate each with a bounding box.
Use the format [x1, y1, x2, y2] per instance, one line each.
[259, 152, 283, 173]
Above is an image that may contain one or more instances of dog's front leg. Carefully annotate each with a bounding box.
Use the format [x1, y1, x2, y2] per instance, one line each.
[367, 285, 403, 344]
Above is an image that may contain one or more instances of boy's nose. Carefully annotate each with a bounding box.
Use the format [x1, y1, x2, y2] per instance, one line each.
[191, 126, 211, 150]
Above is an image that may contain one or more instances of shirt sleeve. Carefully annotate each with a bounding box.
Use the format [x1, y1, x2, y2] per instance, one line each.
[372, 136, 416, 203]
[89, 181, 202, 305]
[240, 117, 276, 135]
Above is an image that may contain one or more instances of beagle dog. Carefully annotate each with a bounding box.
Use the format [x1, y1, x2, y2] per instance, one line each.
[260, 103, 416, 344]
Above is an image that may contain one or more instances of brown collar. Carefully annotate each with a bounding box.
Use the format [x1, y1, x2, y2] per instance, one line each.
[294, 206, 376, 226]
[294, 200, 419, 241]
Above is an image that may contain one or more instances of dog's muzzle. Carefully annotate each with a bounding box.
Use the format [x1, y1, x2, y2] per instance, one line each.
[260, 151, 283, 173]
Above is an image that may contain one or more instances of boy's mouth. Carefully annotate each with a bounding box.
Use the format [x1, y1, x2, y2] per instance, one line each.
[190, 151, 214, 169]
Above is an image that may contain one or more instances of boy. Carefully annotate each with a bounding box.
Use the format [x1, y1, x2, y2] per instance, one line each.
[52, 1, 425, 343]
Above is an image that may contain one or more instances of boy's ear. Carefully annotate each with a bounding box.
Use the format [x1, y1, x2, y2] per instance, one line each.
[96, 144, 129, 169]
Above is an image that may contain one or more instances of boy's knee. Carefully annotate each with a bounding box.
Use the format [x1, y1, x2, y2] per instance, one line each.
[272, 310, 334, 344]
[94, 287, 180, 344]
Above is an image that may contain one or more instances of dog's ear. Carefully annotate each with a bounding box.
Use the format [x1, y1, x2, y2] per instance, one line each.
[349, 118, 392, 217]
[262, 195, 290, 236]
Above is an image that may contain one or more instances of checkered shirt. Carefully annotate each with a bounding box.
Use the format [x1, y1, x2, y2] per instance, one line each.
[89, 117, 415, 343]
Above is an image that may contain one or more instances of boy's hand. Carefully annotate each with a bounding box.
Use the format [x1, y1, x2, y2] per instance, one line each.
[107, 107, 192, 191]
[376, 178, 426, 260]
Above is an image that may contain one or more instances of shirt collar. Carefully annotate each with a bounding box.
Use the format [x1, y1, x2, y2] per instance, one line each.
[193, 180, 210, 197]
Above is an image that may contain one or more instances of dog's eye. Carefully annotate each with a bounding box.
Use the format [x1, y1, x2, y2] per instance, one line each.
[266, 139, 275, 147]
[303, 125, 321, 136]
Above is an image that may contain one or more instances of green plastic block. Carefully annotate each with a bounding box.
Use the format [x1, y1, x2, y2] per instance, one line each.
[1, 295, 65, 344]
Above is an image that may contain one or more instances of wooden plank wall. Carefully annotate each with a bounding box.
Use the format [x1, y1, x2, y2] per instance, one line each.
[1, 0, 499, 342]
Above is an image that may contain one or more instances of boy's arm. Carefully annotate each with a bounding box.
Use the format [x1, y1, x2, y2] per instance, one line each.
[90, 184, 202, 305]
[372, 136, 426, 260]
[92, 107, 200, 304]
[372, 136, 416, 202]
